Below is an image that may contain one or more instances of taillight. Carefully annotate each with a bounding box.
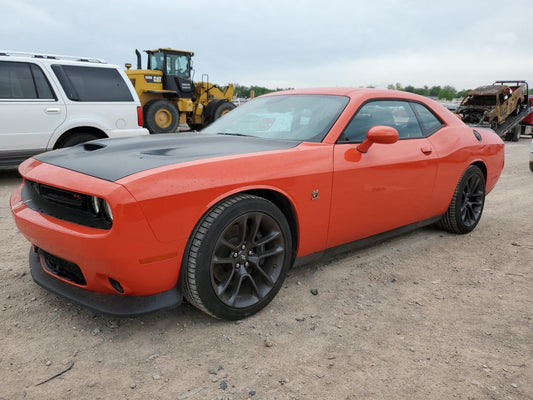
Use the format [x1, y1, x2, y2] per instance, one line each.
[137, 106, 144, 127]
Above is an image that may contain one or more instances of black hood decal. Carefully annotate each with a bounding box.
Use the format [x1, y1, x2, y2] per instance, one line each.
[36, 133, 300, 182]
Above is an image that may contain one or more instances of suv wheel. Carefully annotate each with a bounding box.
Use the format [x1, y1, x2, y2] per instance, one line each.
[59, 133, 100, 148]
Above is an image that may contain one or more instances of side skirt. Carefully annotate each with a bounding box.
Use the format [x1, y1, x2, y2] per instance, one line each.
[293, 215, 443, 268]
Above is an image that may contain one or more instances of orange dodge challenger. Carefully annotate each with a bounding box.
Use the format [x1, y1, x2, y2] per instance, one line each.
[10, 88, 505, 320]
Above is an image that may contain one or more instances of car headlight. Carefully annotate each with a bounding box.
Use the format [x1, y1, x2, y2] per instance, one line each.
[89, 196, 113, 222]
[102, 200, 113, 222]
[90, 196, 100, 215]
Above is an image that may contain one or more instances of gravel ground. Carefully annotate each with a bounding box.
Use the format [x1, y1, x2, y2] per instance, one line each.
[1, 139, 532, 400]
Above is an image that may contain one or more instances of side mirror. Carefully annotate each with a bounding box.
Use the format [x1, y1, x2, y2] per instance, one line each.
[357, 125, 399, 153]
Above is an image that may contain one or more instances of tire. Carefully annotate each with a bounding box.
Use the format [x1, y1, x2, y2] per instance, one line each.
[530, 161, 533, 173]
[438, 165, 485, 234]
[205, 100, 236, 124]
[183, 194, 292, 320]
[213, 101, 236, 120]
[144, 99, 179, 134]
[58, 132, 100, 148]
[511, 125, 521, 142]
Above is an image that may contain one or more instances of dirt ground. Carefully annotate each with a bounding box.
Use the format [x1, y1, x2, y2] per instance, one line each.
[1, 139, 532, 400]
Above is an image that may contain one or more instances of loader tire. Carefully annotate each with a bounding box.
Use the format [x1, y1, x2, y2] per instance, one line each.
[205, 100, 236, 125]
[144, 99, 179, 134]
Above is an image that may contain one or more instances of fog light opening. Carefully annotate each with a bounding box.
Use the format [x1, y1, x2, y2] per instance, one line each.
[109, 278, 124, 294]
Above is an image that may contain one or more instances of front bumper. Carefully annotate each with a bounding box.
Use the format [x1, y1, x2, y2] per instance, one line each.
[10, 159, 190, 315]
[30, 248, 182, 316]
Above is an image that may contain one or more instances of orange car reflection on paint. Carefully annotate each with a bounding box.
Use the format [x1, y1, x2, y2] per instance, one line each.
[10, 88, 505, 320]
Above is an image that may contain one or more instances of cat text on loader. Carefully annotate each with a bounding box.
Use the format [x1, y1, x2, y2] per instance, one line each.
[125, 48, 235, 133]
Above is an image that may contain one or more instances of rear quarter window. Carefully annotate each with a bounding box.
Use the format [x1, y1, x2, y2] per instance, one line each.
[51, 65, 133, 102]
[411, 102, 444, 135]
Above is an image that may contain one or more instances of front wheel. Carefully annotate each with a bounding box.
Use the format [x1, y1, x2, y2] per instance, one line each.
[438, 165, 485, 234]
[144, 99, 179, 134]
[183, 194, 292, 320]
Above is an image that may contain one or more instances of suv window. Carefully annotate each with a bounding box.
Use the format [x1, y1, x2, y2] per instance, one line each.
[340, 100, 423, 142]
[51, 65, 133, 102]
[0, 61, 55, 100]
[411, 102, 444, 135]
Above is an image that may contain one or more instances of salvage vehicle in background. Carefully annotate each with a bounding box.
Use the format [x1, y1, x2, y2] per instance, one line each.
[125, 48, 235, 133]
[455, 80, 531, 141]
[10, 88, 505, 320]
[0, 51, 148, 167]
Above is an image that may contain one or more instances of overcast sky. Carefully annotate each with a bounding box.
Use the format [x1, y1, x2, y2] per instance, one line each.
[2, 0, 533, 91]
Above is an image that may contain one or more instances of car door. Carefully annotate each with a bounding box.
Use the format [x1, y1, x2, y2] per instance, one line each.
[327, 100, 439, 249]
[0, 61, 65, 157]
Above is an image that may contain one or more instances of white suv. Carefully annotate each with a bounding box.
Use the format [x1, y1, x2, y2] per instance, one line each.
[0, 51, 149, 166]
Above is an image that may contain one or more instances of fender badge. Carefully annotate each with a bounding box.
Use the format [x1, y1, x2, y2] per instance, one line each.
[311, 189, 319, 200]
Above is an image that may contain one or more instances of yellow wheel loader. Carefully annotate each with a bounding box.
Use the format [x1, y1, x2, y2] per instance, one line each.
[125, 48, 235, 133]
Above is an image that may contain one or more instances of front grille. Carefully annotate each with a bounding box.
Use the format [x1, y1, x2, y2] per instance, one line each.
[22, 180, 111, 229]
[39, 249, 86, 285]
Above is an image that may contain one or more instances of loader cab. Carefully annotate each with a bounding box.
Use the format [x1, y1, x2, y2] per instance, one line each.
[146, 48, 195, 99]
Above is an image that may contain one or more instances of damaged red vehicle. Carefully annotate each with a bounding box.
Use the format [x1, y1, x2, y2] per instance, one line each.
[10, 88, 505, 320]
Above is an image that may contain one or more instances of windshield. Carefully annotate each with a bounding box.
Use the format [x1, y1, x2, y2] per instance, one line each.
[202, 94, 349, 142]
[149, 51, 191, 78]
[463, 95, 497, 107]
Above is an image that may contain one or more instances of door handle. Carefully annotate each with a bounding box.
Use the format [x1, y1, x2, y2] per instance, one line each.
[420, 147, 432, 155]
[45, 108, 61, 114]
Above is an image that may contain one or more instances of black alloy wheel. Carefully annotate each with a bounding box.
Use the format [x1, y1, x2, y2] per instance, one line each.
[184, 194, 292, 320]
[439, 165, 485, 234]
[459, 172, 484, 228]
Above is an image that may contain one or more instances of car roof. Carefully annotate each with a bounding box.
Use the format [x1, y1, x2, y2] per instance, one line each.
[468, 85, 509, 96]
[264, 87, 439, 104]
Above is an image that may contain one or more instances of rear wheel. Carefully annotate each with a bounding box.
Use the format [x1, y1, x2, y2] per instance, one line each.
[511, 125, 521, 142]
[183, 194, 292, 320]
[213, 101, 236, 120]
[58, 132, 100, 148]
[438, 165, 485, 234]
[205, 100, 236, 125]
[144, 99, 179, 134]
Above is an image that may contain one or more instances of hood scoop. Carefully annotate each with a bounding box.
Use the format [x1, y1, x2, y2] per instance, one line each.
[83, 142, 107, 152]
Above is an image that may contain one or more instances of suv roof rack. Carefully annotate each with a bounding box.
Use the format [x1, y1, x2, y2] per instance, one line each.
[0, 50, 106, 64]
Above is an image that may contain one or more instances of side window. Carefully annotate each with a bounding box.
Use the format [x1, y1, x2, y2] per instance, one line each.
[52, 65, 133, 102]
[411, 103, 444, 135]
[0, 61, 56, 100]
[30, 64, 55, 100]
[340, 100, 422, 142]
[0, 61, 37, 99]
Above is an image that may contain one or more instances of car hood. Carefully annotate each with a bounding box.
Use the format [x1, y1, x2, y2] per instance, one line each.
[35, 133, 300, 182]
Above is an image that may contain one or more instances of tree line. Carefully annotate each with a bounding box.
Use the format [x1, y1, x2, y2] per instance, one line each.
[233, 83, 533, 100]
[233, 84, 293, 98]
[386, 83, 470, 101]
[233, 83, 468, 100]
